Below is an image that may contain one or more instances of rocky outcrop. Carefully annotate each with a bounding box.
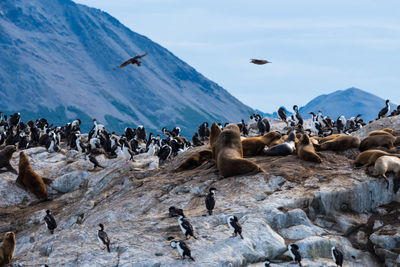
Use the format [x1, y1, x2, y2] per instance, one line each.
[1, 117, 400, 266]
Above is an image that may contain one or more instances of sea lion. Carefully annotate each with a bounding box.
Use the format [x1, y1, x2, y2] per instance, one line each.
[241, 131, 281, 157]
[296, 134, 322, 163]
[368, 129, 395, 137]
[16, 152, 48, 200]
[395, 136, 400, 147]
[265, 131, 296, 156]
[353, 150, 400, 167]
[359, 135, 396, 151]
[175, 150, 213, 172]
[0, 145, 18, 174]
[374, 156, 400, 183]
[315, 135, 360, 151]
[315, 134, 347, 144]
[214, 124, 261, 177]
[210, 122, 222, 153]
[0, 232, 15, 266]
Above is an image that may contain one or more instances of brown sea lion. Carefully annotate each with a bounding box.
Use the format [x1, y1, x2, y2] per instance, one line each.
[241, 131, 281, 157]
[210, 122, 222, 153]
[315, 135, 360, 151]
[175, 150, 213, 172]
[374, 156, 400, 181]
[395, 136, 400, 147]
[214, 124, 261, 177]
[368, 129, 395, 137]
[359, 135, 396, 151]
[296, 134, 322, 163]
[16, 152, 48, 200]
[0, 232, 16, 266]
[315, 134, 347, 144]
[353, 150, 400, 167]
[0, 145, 18, 174]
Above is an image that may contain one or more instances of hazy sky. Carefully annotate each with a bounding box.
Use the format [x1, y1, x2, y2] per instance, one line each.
[75, 0, 400, 113]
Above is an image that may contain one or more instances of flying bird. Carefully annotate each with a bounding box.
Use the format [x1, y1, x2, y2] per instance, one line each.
[114, 52, 148, 69]
[250, 59, 271, 65]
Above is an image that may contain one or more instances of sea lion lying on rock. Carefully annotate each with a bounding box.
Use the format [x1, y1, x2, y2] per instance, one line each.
[241, 131, 281, 157]
[214, 124, 262, 177]
[265, 131, 296, 156]
[353, 150, 400, 167]
[374, 156, 400, 187]
[368, 128, 395, 137]
[315, 135, 360, 151]
[16, 152, 48, 200]
[296, 134, 322, 163]
[0, 232, 15, 266]
[0, 145, 18, 174]
[175, 150, 213, 172]
[359, 135, 396, 151]
[374, 155, 400, 179]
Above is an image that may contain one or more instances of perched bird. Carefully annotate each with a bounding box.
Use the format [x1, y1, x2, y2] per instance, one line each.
[288, 244, 302, 266]
[227, 215, 243, 239]
[86, 152, 104, 170]
[278, 107, 287, 122]
[169, 206, 183, 217]
[97, 223, 110, 253]
[170, 240, 195, 261]
[264, 258, 271, 267]
[177, 210, 197, 239]
[292, 105, 303, 126]
[331, 246, 344, 267]
[114, 52, 148, 69]
[250, 59, 271, 65]
[378, 99, 390, 119]
[44, 210, 57, 234]
[205, 187, 216, 215]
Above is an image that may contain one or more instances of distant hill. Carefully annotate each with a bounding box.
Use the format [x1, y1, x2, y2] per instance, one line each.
[273, 88, 396, 122]
[0, 0, 254, 135]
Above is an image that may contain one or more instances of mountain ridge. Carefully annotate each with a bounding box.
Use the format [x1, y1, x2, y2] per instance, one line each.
[0, 0, 254, 134]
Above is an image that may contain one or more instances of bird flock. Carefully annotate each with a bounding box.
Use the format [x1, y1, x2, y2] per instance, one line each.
[0, 97, 399, 266]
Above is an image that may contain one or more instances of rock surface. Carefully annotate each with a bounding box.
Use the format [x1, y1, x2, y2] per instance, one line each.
[1, 116, 400, 266]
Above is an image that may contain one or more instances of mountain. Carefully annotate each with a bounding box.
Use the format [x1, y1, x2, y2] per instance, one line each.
[0, 0, 254, 134]
[297, 88, 397, 122]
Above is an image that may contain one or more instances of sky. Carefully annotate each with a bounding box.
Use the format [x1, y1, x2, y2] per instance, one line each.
[74, 0, 400, 113]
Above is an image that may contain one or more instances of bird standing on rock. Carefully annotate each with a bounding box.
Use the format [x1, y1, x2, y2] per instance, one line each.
[86, 152, 104, 170]
[44, 210, 57, 234]
[170, 240, 195, 261]
[205, 187, 216, 215]
[378, 99, 390, 119]
[97, 223, 110, 253]
[176, 210, 197, 239]
[288, 244, 302, 266]
[227, 215, 243, 239]
[331, 246, 344, 267]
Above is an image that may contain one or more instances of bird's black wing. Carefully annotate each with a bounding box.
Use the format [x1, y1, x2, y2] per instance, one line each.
[333, 249, 343, 264]
[133, 52, 148, 60]
[292, 248, 302, 262]
[296, 113, 304, 126]
[179, 241, 191, 255]
[205, 194, 215, 211]
[182, 218, 194, 234]
[98, 231, 110, 244]
[115, 58, 133, 69]
[44, 214, 57, 229]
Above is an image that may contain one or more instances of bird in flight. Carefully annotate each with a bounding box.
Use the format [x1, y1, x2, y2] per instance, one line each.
[114, 52, 148, 69]
[250, 59, 271, 65]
